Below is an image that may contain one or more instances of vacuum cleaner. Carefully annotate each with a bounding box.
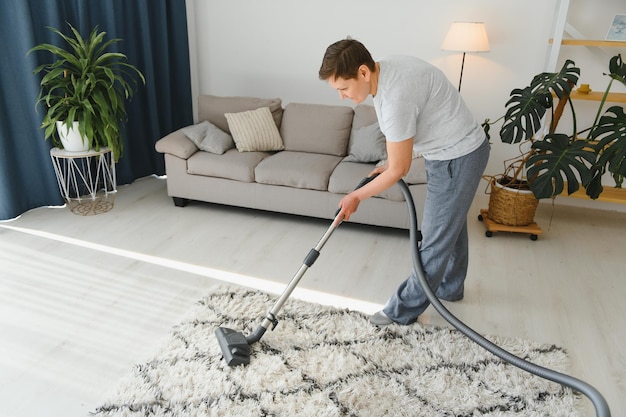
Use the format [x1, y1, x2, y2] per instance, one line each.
[215, 175, 378, 367]
[215, 176, 611, 417]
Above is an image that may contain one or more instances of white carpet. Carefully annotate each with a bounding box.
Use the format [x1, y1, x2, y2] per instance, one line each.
[92, 286, 581, 416]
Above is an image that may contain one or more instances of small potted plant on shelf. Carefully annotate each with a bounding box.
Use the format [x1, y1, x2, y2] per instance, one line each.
[481, 53, 626, 227]
[29, 23, 145, 162]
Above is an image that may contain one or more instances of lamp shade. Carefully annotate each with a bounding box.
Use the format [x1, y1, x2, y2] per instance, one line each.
[441, 22, 490, 53]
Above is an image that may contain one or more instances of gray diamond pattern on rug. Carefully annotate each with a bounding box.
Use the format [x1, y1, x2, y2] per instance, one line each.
[92, 286, 581, 416]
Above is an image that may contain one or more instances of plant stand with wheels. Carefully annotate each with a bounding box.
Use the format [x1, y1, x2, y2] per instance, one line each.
[478, 209, 541, 240]
[49, 147, 117, 215]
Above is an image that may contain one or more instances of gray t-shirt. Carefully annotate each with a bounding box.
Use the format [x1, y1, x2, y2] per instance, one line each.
[373, 56, 485, 160]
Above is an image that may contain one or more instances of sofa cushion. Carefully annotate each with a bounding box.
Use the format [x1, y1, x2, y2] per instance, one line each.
[187, 148, 269, 182]
[344, 122, 387, 163]
[280, 103, 353, 156]
[225, 107, 285, 152]
[352, 104, 378, 129]
[255, 151, 343, 191]
[403, 156, 427, 184]
[198, 95, 283, 134]
[329, 157, 428, 201]
[329, 162, 403, 201]
[155, 130, 198, 159]
[181, 121, 235, 154]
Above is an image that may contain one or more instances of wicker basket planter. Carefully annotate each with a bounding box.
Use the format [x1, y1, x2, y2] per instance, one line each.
[487, 177, 539, 226]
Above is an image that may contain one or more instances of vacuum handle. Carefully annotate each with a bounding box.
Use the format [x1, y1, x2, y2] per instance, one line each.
[354, 173, 379, 190]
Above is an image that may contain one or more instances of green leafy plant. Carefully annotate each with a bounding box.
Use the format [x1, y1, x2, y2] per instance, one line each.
[29, 23, 145, 162]
[483, 54, 626, 200]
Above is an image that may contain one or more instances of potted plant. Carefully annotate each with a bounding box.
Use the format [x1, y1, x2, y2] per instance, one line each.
[481, 54, 626, 226]
[29, 23, 145, 162]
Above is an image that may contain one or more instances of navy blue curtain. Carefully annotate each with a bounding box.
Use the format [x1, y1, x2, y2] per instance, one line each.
[0, 0, 193, 220]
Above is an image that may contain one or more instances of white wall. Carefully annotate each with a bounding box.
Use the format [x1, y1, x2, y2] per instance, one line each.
[186, 0, 626, 212]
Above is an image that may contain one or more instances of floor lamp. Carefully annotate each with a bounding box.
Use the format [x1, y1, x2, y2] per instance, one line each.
[441, 22, 490, 92]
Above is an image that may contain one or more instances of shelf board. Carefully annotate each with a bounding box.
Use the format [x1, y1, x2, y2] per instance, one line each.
[552, 90, 626, 103]
[549, 38, 626, 47]
[561, 183, 626, 204]
[568, 91, 626, 103]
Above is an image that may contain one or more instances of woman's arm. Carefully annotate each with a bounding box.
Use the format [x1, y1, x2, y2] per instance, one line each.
[336, 138, 414, 222]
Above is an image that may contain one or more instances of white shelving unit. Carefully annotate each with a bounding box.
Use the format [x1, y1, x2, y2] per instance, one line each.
[544, 1, 626, 204]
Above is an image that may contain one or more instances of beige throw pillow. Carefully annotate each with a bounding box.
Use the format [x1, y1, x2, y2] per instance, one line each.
[225, 107, 284, 152]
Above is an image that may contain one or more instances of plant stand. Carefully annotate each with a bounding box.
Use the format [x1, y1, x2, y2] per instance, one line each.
[49, 147, 116, 215]
[478, 209, 541, 241]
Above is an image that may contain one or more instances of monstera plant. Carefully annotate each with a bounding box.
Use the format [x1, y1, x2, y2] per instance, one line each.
[483, 53, 626, 200]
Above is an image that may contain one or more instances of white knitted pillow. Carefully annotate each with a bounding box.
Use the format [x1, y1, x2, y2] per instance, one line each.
[225, 107, 284, 152]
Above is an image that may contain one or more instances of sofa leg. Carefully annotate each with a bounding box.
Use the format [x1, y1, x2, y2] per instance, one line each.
[173, 197, 189, 207]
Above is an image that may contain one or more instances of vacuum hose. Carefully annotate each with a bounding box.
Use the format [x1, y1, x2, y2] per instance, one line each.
[397, 178, 610, 417]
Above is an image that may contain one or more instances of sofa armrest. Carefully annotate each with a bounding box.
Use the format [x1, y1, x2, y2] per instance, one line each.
[155, 129, 198, 159]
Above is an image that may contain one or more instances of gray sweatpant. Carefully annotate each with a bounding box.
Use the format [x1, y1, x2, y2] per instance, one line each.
[383, 137, 490, 324]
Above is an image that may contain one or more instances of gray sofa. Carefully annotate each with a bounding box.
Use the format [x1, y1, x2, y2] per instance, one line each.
[155, 95, 427, 229]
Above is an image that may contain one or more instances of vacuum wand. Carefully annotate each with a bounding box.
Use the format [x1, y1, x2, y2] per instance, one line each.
[245, 213, 341, 345]
[215, 175, 378, 366]
[215, 215, 340, 366]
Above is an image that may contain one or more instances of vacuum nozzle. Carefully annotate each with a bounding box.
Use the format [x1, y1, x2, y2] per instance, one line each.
[215, 327, 251, 366]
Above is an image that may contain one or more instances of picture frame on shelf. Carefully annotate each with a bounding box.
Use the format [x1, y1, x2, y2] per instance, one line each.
[606, 14, 626, 41]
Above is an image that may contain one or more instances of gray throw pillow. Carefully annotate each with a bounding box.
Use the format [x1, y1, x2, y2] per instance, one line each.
[182, 121, 235, 154]
[343, 122, 387, 163]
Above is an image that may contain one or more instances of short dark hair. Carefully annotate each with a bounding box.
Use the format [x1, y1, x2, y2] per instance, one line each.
[318, 39, 376, 81]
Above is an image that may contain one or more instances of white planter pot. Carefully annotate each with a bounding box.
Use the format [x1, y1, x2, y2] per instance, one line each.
[56, 121, 90, 152]
[493, 178, 534, 194]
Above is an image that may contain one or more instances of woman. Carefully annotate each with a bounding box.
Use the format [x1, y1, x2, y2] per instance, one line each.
[319, 38, 490, 325]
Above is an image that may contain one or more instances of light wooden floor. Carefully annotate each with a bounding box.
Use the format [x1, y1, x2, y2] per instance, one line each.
[0, 176, 624, 417]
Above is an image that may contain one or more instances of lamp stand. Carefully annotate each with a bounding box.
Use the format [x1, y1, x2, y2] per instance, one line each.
[458, 52, 466, 92]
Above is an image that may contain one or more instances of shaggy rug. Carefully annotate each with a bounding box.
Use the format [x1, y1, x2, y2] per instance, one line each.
[92, 286, 581, 416]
